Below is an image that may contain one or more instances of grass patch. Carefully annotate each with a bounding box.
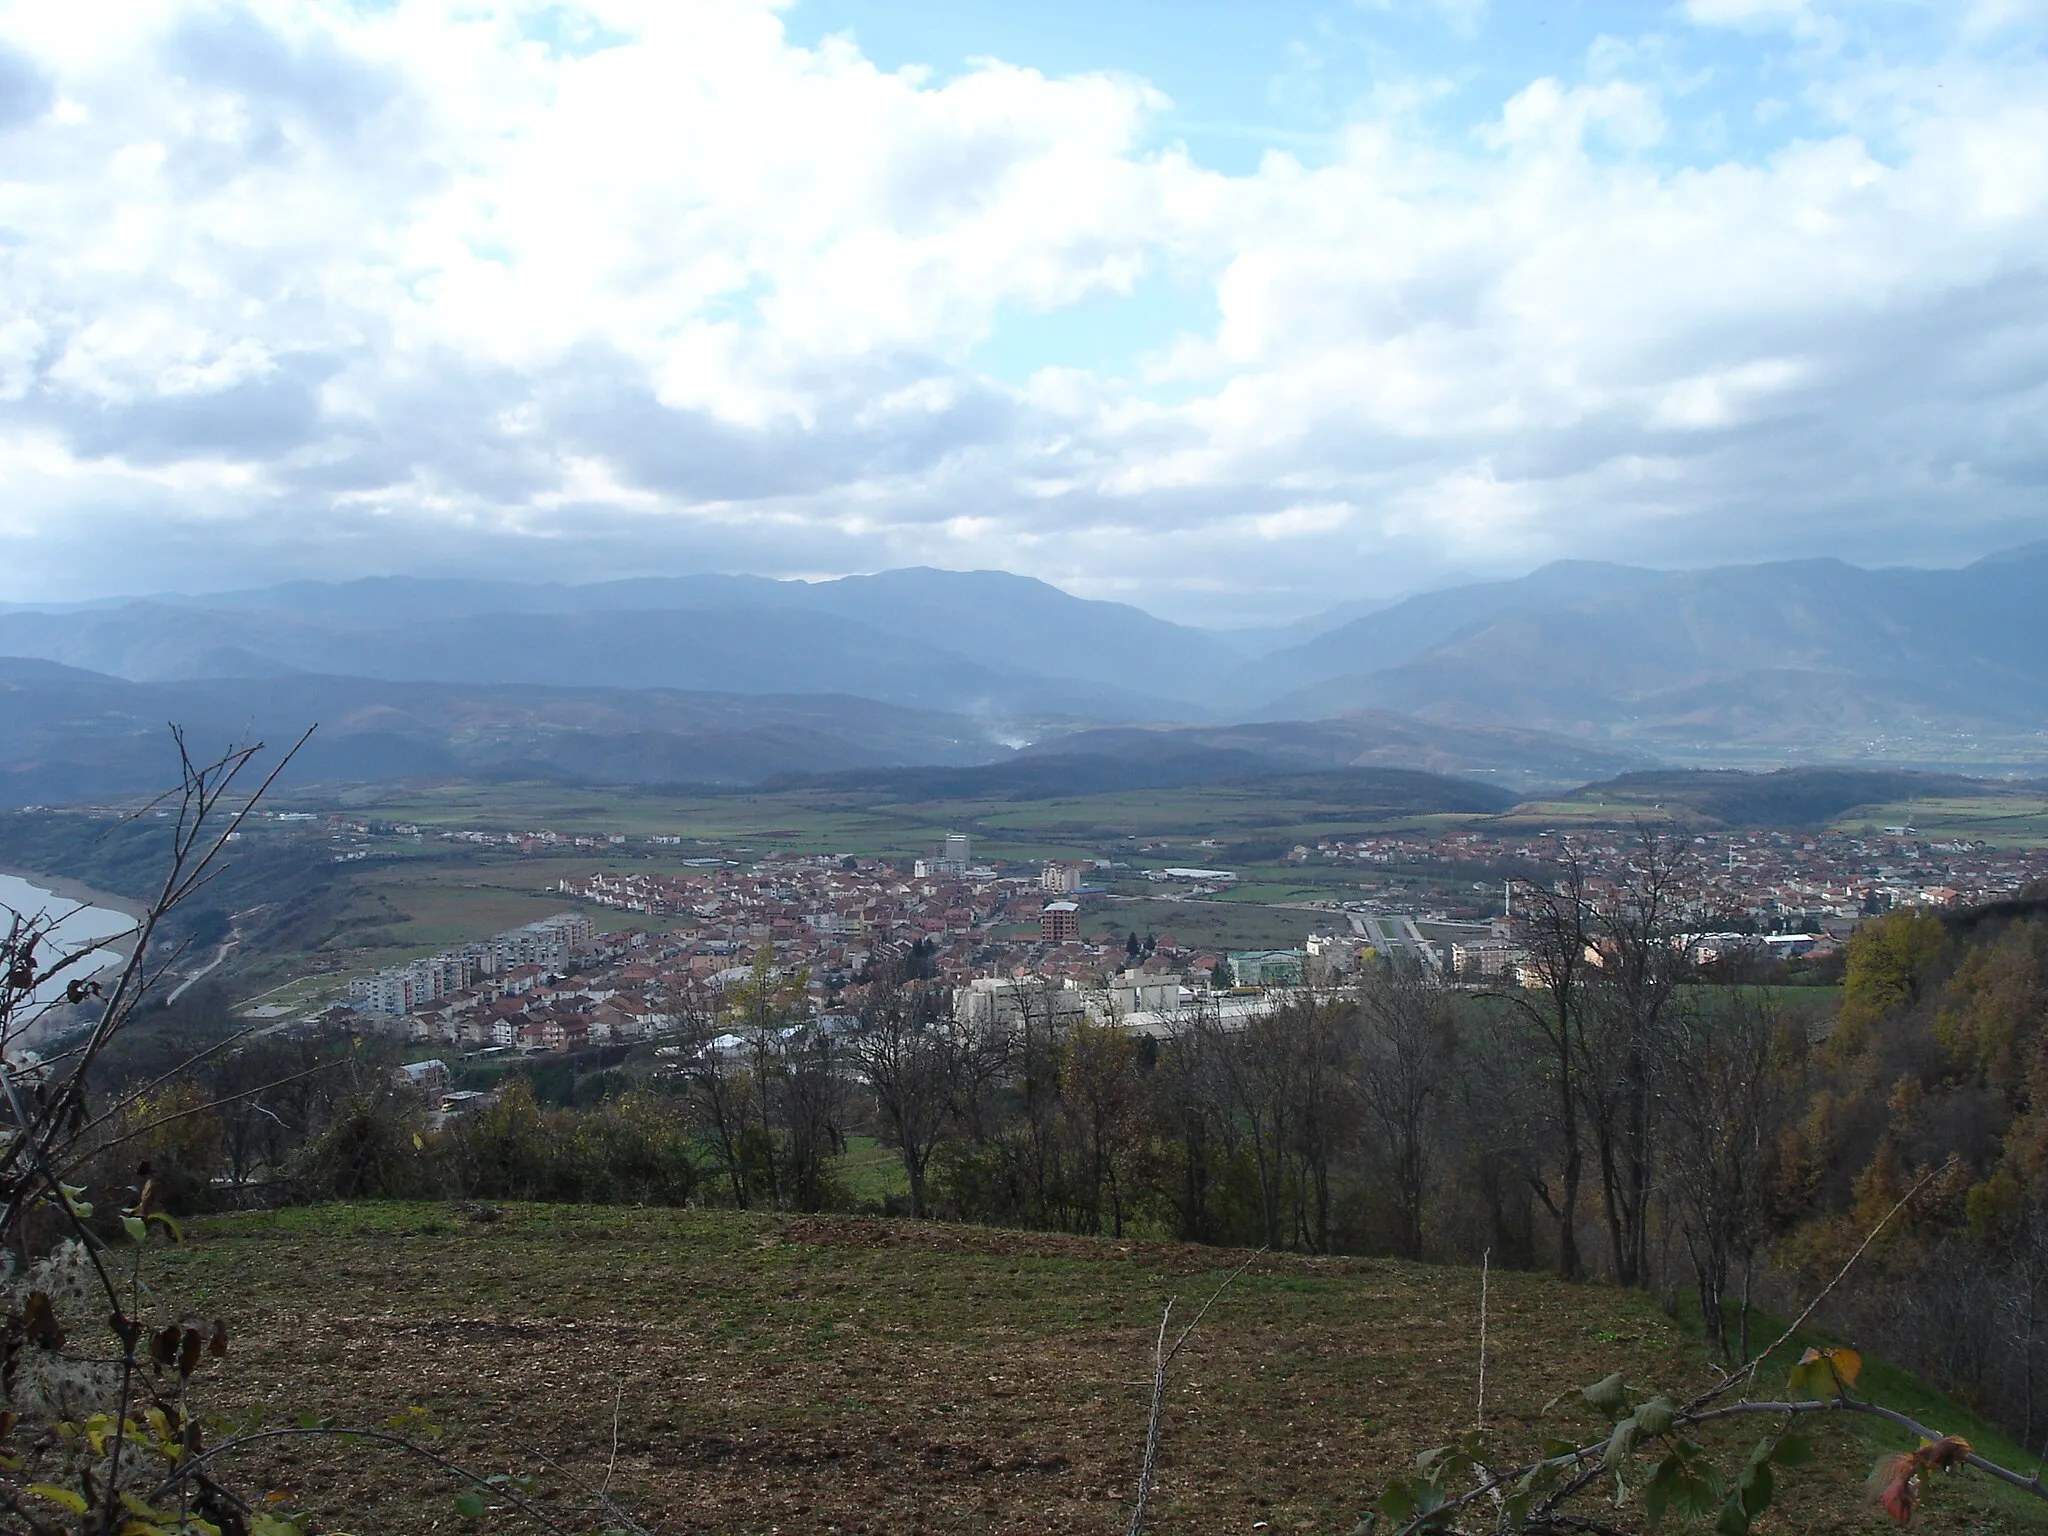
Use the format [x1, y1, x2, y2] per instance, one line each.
[833, 1133, 911, 1208]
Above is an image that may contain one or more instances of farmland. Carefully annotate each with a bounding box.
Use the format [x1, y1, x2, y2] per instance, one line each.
[148, 1202, 2045, 1535]
[317, 773, 1492, 865]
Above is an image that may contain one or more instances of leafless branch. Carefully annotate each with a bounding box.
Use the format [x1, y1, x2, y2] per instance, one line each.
[1126, 1249, 1264, 1536]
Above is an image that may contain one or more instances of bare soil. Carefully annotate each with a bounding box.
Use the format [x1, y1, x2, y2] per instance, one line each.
[151, 1204, 2040, 1535]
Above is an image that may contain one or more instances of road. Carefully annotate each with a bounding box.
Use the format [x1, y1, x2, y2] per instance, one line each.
[1355, 911, 1443, 974]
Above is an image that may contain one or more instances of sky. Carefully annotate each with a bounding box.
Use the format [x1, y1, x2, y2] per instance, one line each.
[0, 0, 2045, 624]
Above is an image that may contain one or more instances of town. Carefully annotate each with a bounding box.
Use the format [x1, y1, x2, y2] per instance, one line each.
[333, 821, 2048, 1054]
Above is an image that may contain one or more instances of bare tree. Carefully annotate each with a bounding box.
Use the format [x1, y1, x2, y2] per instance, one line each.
[0, 730, 322, 1529]
[1577, 825, 1695, 1287]
[1356, 965, 1459, 1260]
[673, 978, 759, 1206]
[1213, 1004, 1303, 1250]
[853, 976, 1002, 1219]
[777, 1018, 845, 1213]
[1499, 851, 1597, 1277]
[1059, 1017, 1147, 1238]
[852, 976, 954, 1217]
[1154, 998, 1237, 1244]
[1280, 991, 1358, 1254]
[1662, 987, 1801, 1357]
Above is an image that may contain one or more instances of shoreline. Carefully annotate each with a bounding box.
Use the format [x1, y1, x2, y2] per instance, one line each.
[0, 868, 147, 1041]
[0, 866, 151, 926]
[0, 866, 148, 994]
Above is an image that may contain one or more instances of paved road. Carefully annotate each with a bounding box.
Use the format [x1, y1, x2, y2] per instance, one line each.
[1356, 911, 1442, 973]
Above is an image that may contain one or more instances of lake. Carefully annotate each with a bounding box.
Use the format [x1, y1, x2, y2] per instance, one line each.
[0, 872, 139, 1006]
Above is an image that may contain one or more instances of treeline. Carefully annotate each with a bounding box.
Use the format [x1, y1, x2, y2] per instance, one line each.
[1774, 896, 2048, 1448]
[84, 1026, 707, 1214]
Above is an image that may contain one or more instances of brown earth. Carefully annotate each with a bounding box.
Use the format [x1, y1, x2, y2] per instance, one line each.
[146, 1204, 2041, 1535]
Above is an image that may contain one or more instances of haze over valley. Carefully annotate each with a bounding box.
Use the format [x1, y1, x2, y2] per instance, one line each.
[1, 543, 2043, 807]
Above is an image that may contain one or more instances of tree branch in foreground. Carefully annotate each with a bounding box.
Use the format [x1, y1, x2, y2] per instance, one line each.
[1126, 1250, 1264, 1536]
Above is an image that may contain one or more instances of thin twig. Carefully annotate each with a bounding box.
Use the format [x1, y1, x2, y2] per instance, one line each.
[1477, 1247, 1490, 1435]
[1126, 1299, 1174, 1536]
[1126, 1249, 1263, 1536]
[602, 1375, 624, 1498]
[1686, 1154, 1955, 1415]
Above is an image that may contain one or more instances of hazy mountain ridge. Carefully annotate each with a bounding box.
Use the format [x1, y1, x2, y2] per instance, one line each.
[0, 663, 1018, 805]
[0, 550, 2042, 794]
[1257, 547, 2048, 766]
[0, 597, 1197, 722]
[0, 568, 1231, 717]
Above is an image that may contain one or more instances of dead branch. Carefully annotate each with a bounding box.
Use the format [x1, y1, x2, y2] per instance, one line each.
[1126, 1249, 1264, 1536]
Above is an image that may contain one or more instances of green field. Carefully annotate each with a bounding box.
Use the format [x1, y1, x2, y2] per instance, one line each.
[1495, 795, 1685, 828]
[1829, 794, 2048, 846]
[139, 1202, 2047, 1536]
[833, 1132, 912, 1207]
[1500, 786, 2048, 848]
[226, 850, 615, 992]
[1089, 894, 1330, 953]
[319, 779, 1485, 865]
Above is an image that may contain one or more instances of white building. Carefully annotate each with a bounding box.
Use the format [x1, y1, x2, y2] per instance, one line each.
[1040, 861, 1089, 894]
[1450, 940, 1525, 979]
[955, 976, 1088, 1029]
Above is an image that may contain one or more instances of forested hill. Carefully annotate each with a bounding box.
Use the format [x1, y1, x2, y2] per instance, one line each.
[1777, 895, 2048, 1446]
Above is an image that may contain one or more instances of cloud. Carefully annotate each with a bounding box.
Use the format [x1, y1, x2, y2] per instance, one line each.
[0, 0, 2043, 622]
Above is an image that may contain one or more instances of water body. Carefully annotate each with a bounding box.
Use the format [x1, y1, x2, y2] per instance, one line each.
[0, 873, 140, 1006]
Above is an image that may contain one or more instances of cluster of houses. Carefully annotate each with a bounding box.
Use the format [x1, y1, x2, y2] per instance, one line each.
[1314, 826, 2048, 926]
[333, 836, 1314, 1053]
[332, 816, 1997, 1057]
[345, 912, 671, 1051]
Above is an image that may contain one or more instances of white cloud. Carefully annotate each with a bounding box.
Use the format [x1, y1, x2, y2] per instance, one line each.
[1681, 0, 1835, 42]
[0, 0, 2043, 620]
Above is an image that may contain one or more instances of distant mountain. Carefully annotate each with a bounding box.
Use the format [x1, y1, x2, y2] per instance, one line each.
[1016, 711, 1646, 793]
[1254, 560, 1663, 688]
[0, 594, 1200, 722]
[1252, 548, 2048, 768]
[1210, 595, 1398, 658]
[4, 548, 2043, 777]
[0, 662, 1016, 805]
[0, 567, 1230, 718]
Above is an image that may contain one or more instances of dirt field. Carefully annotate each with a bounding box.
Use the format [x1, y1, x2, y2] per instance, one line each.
[150, 1203, 2044, 1535]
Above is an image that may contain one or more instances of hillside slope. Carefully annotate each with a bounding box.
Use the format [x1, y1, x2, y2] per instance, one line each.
[156, 1203, 2045, 1536]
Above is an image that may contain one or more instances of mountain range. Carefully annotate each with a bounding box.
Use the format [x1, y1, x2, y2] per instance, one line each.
[0, 546, 2039, 804]
[1253, 548, 2048, 762]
